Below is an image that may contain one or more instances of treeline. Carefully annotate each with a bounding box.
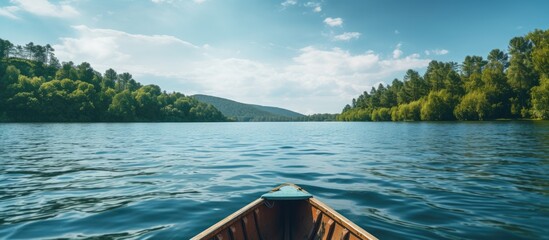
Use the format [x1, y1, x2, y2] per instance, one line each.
[338, 29, 549, 121]
[296, 113, 338, 121]
[0, 39, 226, 122]
[235, 114, 338, 122]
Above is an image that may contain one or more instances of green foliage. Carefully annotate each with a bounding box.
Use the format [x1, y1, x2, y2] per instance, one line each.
[527, 29, 549, 77]
[421, 90, 456, 120]
[454, 91, 490, 120]
[507, 36, 538, 117]
[337, 108, 371, 121]
[392, 100, 422, 121]
[0, 38, 226, 122]
[341, 29, 549, 121]
[371, 108, 391, 121]
[531, 77, 549, 119]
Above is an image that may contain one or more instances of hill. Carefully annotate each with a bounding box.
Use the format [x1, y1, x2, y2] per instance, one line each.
[192, 94, 305, 121]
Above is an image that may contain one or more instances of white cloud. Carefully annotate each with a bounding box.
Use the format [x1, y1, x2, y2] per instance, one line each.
[333, 32, 360, 41]
[281, 0, 297, 7]
[392, 43, 403, 59]
[304, 2, 321, 12]
[10, 0, 79, 18]
[54, 26, 431, 114]
[193, 0, 207, 3]
[54, 25, 201, 75]
[324, 17, 343, 27]
[0, 6, 19, 19]
[424, 49, 449, 56]
[394, 30, 400, 34]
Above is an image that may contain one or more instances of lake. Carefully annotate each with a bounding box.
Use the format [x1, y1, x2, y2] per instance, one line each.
[0, 122, 548, 239]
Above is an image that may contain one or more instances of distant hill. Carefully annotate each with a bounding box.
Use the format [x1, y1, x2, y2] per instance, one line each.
[192, 94, 305, 121]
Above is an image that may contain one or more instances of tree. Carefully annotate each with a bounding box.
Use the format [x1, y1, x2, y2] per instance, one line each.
[461, 55, 487, 78]
[487, 49, 509, 69]
[108, 90, 136, 121]
[482, 50, 512, 118]
[116, 72, 134, 92]
[134, 85, 161, 121]
[56, 62, 78, 80]
[527, 29, 549, 77]
[398, 69, 428, 104]
[1, 65, 21, 88]
[531, 77, 549, 119]
[24, 42, 35, 60]
[507, 36, 538, 117]
[76, 62, 95, 83]
[102, 68, 117, 90]
[454, 91, 491, 120]
[420, 90, 455, 120]
[0, 39, 14, 58]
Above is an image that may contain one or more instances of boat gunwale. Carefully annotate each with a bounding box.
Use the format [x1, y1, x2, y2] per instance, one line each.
[309, 197, 378, 240]
[191, 198, 264, 240]
[191, 183, 378, 240]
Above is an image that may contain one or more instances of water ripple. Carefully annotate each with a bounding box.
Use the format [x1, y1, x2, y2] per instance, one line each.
[0, 122, 548, 239]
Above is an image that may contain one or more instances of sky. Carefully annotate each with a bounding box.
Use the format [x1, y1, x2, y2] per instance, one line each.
[1, 0, 548, 114]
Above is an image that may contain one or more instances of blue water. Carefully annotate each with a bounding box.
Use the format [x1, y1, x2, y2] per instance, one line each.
[0, 122, 548, 239]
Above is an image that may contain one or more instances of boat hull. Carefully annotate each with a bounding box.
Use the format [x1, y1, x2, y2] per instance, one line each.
[192, 184, 377, 240]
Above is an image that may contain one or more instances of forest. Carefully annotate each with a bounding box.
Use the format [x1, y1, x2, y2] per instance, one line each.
[338, 29, 549, 121]
[0, 39, 226, 122]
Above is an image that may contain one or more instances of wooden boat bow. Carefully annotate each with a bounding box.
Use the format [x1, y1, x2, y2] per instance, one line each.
[192, 183, 378, 240]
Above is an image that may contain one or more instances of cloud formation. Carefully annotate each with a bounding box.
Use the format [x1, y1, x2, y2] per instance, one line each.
[281, 0, 297, 7]
[9, 0, 79, 18]
[333, 32, 360, 41]
[424, 49, 449, 55]
[0, 6, 19, 19]
[304, 2, 321, 12]
[393, 43, 403, 59]
[54, 26, 431, 113]
[324, 17, 343, 27]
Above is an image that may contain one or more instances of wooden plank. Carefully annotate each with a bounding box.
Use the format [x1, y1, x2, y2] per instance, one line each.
[242, 215, 260, 240]
[229, 224, 245, 240]
[349, 233, 362, 240]
[307, 209, 323, 240]
[255, 201, 283, 240]
[321, 219, 335, 240]
[214, 229, 231, 240]
[340, 228, 350, 240]
[192, 198, 264, 240]
[309, 198, 378, 240]
[331, 224, 349, 240]
[253, 208, 264, 240]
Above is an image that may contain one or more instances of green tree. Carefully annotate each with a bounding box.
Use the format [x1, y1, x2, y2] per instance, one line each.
[398, 70, 428, 104]
[420, 90, 455, 120]
[0, 39, 14, 58]
[55, 61, 78, 80]
[108, 90, 137, 121]
[102, 68, 117, 90]
[527, 29, 549, 77]
[482, 50, 512, 118]
[133, 85, 161, 121]
[454, 91, 491, 120]
[531, 77, 549, 119]
[461, 55, 487, 78]
[507, 36, 538, 117]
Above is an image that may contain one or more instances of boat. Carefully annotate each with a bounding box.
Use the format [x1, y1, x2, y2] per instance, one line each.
[192, 183, 378, 240]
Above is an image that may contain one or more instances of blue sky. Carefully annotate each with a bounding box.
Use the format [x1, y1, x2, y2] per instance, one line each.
[1, 0, 548, 114]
